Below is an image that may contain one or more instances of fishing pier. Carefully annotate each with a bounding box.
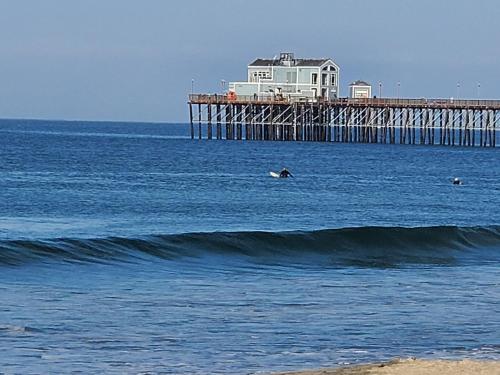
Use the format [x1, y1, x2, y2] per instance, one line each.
[188, 95, 498, 147]
[188, 52, 498, 147]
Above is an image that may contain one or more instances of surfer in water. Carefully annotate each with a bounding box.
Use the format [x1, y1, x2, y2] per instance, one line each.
[279, 168, 293, 178]
[452, 177, 462, 185]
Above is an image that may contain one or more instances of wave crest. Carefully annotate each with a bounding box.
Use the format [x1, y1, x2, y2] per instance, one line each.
[1, 226, 499, 267]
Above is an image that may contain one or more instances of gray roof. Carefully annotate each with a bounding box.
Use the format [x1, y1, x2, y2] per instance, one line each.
[350, 80, 371, 86]
[249, 58, 331, 67]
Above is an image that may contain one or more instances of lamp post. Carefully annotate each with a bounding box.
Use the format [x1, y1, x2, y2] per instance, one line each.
[221, 79, 226, 94]
[456, 82, 460, 99]
[378, 81, 382, 98]
[477, 82, 481, 99]
[191, 79, 195, 95]
[397, 81, 401, 99]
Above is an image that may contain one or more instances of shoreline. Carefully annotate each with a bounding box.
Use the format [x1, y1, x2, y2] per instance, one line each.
[270, 358, 500, 375]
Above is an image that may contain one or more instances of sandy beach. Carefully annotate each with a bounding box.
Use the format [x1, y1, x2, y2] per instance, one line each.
[272, 358, 500, 375]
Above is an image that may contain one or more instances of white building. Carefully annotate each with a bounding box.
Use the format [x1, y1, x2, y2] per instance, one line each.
[229, 52, 340, 101]
[349, 80, 372, 99]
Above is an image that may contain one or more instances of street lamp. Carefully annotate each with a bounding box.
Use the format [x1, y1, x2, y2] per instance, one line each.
[191, 79, 195, 95]
[397, 81, 401, 99]
[378, 81, 382, 98]
[456, 82, 460, 99]
[221, 79, 226, 93]
[477, 82, 481, 99]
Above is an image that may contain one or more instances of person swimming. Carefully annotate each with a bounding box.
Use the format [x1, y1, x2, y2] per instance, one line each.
[279, 168, 293, 178]
[453, 177, 462, 185]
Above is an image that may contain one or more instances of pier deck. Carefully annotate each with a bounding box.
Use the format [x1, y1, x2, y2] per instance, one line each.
[188, 94, 499, 147]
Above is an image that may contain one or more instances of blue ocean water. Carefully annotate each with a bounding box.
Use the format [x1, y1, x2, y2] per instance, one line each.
[0, 119, 499, 374]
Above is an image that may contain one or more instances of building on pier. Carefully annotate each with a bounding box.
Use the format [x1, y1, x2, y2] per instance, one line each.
[228, 52, 340, 101]
[349, 80, 372, 99]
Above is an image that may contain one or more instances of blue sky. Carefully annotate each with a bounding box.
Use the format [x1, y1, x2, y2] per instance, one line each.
[0, 0, 498, 122]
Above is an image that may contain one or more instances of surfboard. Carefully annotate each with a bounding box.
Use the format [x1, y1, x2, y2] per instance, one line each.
[269, 171, 281, 178]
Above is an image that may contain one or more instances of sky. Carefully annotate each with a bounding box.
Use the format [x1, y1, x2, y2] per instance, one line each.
[0, 0, 499, 123]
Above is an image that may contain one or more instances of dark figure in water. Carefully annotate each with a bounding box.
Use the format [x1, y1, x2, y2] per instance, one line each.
[453, 177, 462, 185]
[279, 168, 293, 178]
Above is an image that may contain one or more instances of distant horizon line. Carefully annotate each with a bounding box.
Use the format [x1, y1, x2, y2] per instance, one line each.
[0, 117, 188, 125]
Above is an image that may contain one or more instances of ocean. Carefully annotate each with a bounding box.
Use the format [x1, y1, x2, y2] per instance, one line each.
[0, 119, 499, 374]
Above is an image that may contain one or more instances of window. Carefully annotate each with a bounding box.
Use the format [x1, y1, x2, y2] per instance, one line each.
[322, 74, 328, 86]
[255, 71, 270, 80]
[331, 74, 336, 86]
[286, 71, 297, 84]
[311, 73, 318, 85]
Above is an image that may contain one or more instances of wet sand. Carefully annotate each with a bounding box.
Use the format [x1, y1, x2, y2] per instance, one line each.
[272, 358, 500, 375]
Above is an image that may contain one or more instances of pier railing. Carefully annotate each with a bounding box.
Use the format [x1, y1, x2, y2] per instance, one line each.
[189, 94, 500, 109]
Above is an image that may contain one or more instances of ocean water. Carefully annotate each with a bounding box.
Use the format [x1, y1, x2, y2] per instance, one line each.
[0, 119, 499, 374]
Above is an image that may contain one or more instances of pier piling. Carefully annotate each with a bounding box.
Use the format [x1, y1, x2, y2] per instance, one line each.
[188, 95, 499, 147]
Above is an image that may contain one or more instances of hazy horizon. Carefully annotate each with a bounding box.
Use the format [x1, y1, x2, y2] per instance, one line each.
[1, 0, 499, 123]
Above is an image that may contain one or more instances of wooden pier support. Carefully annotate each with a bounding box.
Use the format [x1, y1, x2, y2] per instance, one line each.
[188, 95, 499, 148]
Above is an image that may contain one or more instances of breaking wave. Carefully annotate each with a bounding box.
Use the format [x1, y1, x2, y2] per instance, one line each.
[1, 226, 499, 267]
